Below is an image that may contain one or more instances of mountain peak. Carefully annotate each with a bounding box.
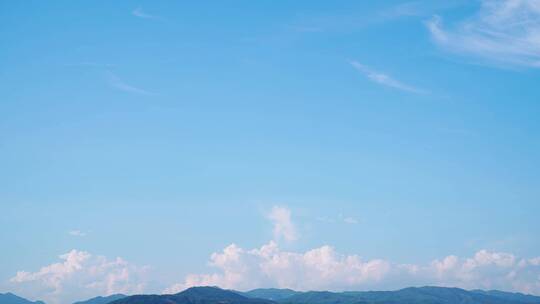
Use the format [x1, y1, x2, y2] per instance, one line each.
[0, 293, 45, 304]
[108, 286, 273, 304]
[73, 294, 127, 304]
[176, 286, 245, 300]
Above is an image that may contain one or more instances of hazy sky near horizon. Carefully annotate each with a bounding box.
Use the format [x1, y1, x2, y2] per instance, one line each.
[1, 0, 540, 303]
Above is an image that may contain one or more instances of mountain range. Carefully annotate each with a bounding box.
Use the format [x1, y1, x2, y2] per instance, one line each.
[3, 286, 540, 304]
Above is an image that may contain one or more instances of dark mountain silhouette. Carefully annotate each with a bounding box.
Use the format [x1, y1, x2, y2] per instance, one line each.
[73, 294, 127, 304]
[279, 286, 540, 304]
[0, 293, 45, 304]
[109, 287, 274, 304]
[472, 290, 540, 304]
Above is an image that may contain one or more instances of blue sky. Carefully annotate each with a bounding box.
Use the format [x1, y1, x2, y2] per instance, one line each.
[1, 0, 540, 303]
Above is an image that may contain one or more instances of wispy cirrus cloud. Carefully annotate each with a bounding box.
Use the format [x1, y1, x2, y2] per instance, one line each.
[381, 1, 468, 19]
[106, 72, 155, 96]
[283, 1, 465, 35]
[426, 0, 540, 68]
[132, 7, 159, 20]
[350, 61, 427, 94]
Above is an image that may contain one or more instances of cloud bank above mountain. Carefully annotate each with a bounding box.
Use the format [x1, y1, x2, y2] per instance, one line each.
[164, 242, 540, 295]
[8, 250, 148, 304]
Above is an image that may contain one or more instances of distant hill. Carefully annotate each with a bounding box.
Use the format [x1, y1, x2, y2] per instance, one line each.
[73, 294, 127, 304]
[108, 286, 540, 304]
[472, 290, 540, 304]
[110, 286, 274, 304]
[279, 291, 356, 304]
[278, 286, 540, 304]
[0, 293, 45, 304]
[241, 289, 300, 301]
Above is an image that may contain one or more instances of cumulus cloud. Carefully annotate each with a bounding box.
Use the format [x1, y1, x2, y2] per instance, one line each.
[9, 250, 148, 304]
[165, 243, 540, 295]
[350, 61, 427, 94]
[426, 250, 540, 293]
[426, 0, 540, 68]
[10, 247, 540, 300]
[163, 241, 391, 293]
[267, 206, 298, 242]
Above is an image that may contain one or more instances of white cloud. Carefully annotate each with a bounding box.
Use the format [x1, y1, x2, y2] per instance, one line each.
[164, 241, 391, 293]
[106, 72, 155, 96]
[426, 0, 540, 68]
[350, 61, 427, 94]
[426, 250, 540, 293]
[165, 243, 540, 294]
[267, 206, 298, 242]
[10, 247, 540, 300]
[132, 7, 159, 19]
[9, 250, 148, 304]
[68, 230, 86, 237]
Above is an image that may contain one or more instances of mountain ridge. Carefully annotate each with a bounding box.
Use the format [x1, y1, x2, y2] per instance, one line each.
[108, 286, 274, 304]
[3, 286, 540, 304]
[277, 286, 540, 304]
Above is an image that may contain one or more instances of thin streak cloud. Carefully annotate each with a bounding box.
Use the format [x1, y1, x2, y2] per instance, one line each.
[132, 7, 159, 19]
[106, 72, 155, 96]
[350, 61, 427, 94]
